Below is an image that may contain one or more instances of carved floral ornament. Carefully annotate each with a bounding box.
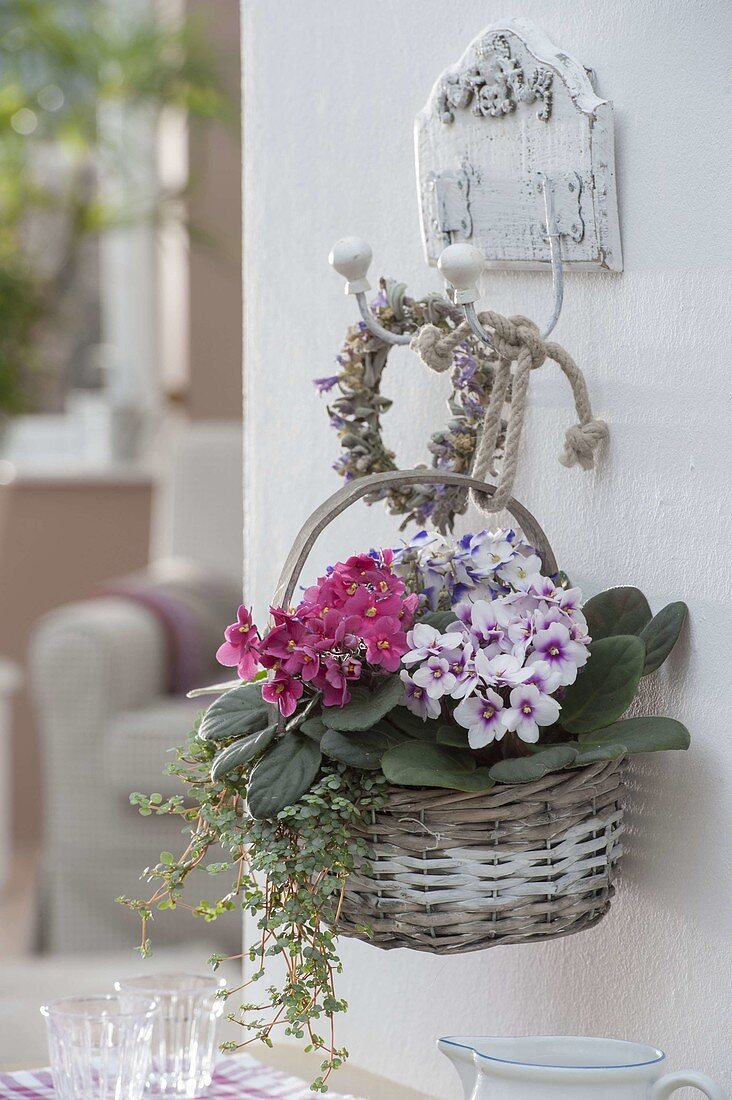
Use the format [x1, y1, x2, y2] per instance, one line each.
[437, 34, 553, 124]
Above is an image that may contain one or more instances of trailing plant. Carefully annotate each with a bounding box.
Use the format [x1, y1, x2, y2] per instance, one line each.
[125, 527, 690, 1089]
[120, 728, 385, 1093]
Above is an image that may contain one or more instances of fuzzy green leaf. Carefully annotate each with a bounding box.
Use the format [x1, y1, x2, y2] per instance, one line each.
[322, 677, 405, 732]
[436, 724, 470, 747]
[559, 635, 645, 734]
[199, 682, 270, 742]
[300, 716, 327, 744]
[489, 745, 578, 784]
[584, 586, 652, 640]
[321, 725, 409, 770]
[210, 724, 277, 780]
[246, 733, 322, 820]
[569, 742, 627, 765]
[639, 602, 688, 674]
[381, 743, 495, 792]
[420, 610, 459, 632]
[187, 678, 242, 698]
[384, 707, 443, 741]
[579, 716, 690, 754]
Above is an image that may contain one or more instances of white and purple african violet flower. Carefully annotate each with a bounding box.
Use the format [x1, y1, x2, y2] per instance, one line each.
[402, 622, 463, 666]
[503, 683, 561, 743]
[473, 648, 532, 689]
[400, 669, 442, 720]
[411, 655, 457, 699]
[497, 552, 543, 588]
[396, 533, 591, 746]
[454, 688, 507, 748]
[524, 659, 563, 696]
[528, 621, 588, 686]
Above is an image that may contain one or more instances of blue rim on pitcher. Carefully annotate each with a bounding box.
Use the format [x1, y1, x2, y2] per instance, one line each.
[438, 1036, 666, 1070]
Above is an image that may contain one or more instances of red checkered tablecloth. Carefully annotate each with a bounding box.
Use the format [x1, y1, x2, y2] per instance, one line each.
[0, 1056, 361, 1099]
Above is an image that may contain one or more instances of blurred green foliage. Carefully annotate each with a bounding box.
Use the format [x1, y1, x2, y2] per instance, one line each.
[0, 0, 231, 415]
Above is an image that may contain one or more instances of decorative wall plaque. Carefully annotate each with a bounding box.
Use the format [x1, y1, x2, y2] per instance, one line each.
[416, 18, 622, 271]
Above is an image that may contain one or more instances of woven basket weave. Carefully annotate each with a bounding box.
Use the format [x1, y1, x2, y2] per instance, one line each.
[271, 469, 624, 954]
[338, 759, 625, 952]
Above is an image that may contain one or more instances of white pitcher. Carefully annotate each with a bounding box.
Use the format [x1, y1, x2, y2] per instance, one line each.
[438, 1036, 727, 1100]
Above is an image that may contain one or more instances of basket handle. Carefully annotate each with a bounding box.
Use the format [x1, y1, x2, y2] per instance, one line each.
[271, 469, 557, 612]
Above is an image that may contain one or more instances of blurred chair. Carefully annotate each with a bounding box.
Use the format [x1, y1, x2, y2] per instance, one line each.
[0, 659, 21, 892]
[31, 421, 243, 953]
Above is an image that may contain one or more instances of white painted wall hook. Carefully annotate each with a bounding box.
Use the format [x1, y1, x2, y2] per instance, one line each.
[329, 237, 412, 345]
[438, 174, 565, 351]
[330, 18, 621, 348]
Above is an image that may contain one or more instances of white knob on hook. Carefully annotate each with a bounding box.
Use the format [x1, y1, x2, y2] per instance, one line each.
[437, 243, 485, 304]
[329, 237, 372, 294]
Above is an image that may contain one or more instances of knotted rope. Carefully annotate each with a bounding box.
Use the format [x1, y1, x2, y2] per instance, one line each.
[411, 311, 608, 514]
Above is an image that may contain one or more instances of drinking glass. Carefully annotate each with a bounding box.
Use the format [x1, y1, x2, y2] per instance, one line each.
[115, 973, 226, 1098]
[41, 994, 158, 1100]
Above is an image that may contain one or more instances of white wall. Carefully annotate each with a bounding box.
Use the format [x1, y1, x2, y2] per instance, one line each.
[242, 3, 732, 1096]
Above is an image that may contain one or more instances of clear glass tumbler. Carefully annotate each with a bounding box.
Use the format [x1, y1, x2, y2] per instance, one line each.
[41, 994, 158, 1100]
[114, 974, 226, 1098]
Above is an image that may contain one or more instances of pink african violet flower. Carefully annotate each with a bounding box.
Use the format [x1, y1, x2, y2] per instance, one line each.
[318, 653, 362, 707]
[269, 605, 301, 627]
[336, 553, 382, 587]
[216, 605, 261, 681]
[344, 587, 403, 622]
[282, 641, 321, 681]
[221, 549, 419, 715]
[399, 593, 420, 627]
[261, 671, 303, 717]
[258, 618, 306, 662]
[316, 611, 363, 652]
[361, 616, 408, 672]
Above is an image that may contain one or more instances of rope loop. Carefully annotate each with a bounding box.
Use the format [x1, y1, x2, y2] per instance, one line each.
[409, 321, 466, 373]
[560, 420, 609, 470]
[488, 313, 546, 371]
[411, 307, 608, 517]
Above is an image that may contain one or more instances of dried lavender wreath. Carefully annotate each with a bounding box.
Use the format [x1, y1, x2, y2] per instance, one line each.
[315, 279, 507, 533]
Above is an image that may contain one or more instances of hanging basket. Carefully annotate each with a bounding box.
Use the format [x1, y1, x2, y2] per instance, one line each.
[271, 468, 625, 954]
[338, 759, 624, 952]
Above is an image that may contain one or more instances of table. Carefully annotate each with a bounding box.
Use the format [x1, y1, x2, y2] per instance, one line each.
[0, 1056, 353, 1100]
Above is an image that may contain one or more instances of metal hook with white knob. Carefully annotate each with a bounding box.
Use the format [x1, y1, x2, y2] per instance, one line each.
[330, 178, 565, 351]
[438, 175, 565, 352]
[328, 237, 412, 345]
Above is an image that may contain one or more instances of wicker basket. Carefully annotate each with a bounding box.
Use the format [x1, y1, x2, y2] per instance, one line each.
[271, 469, 625, 954]
[338, 758, 624, 952]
